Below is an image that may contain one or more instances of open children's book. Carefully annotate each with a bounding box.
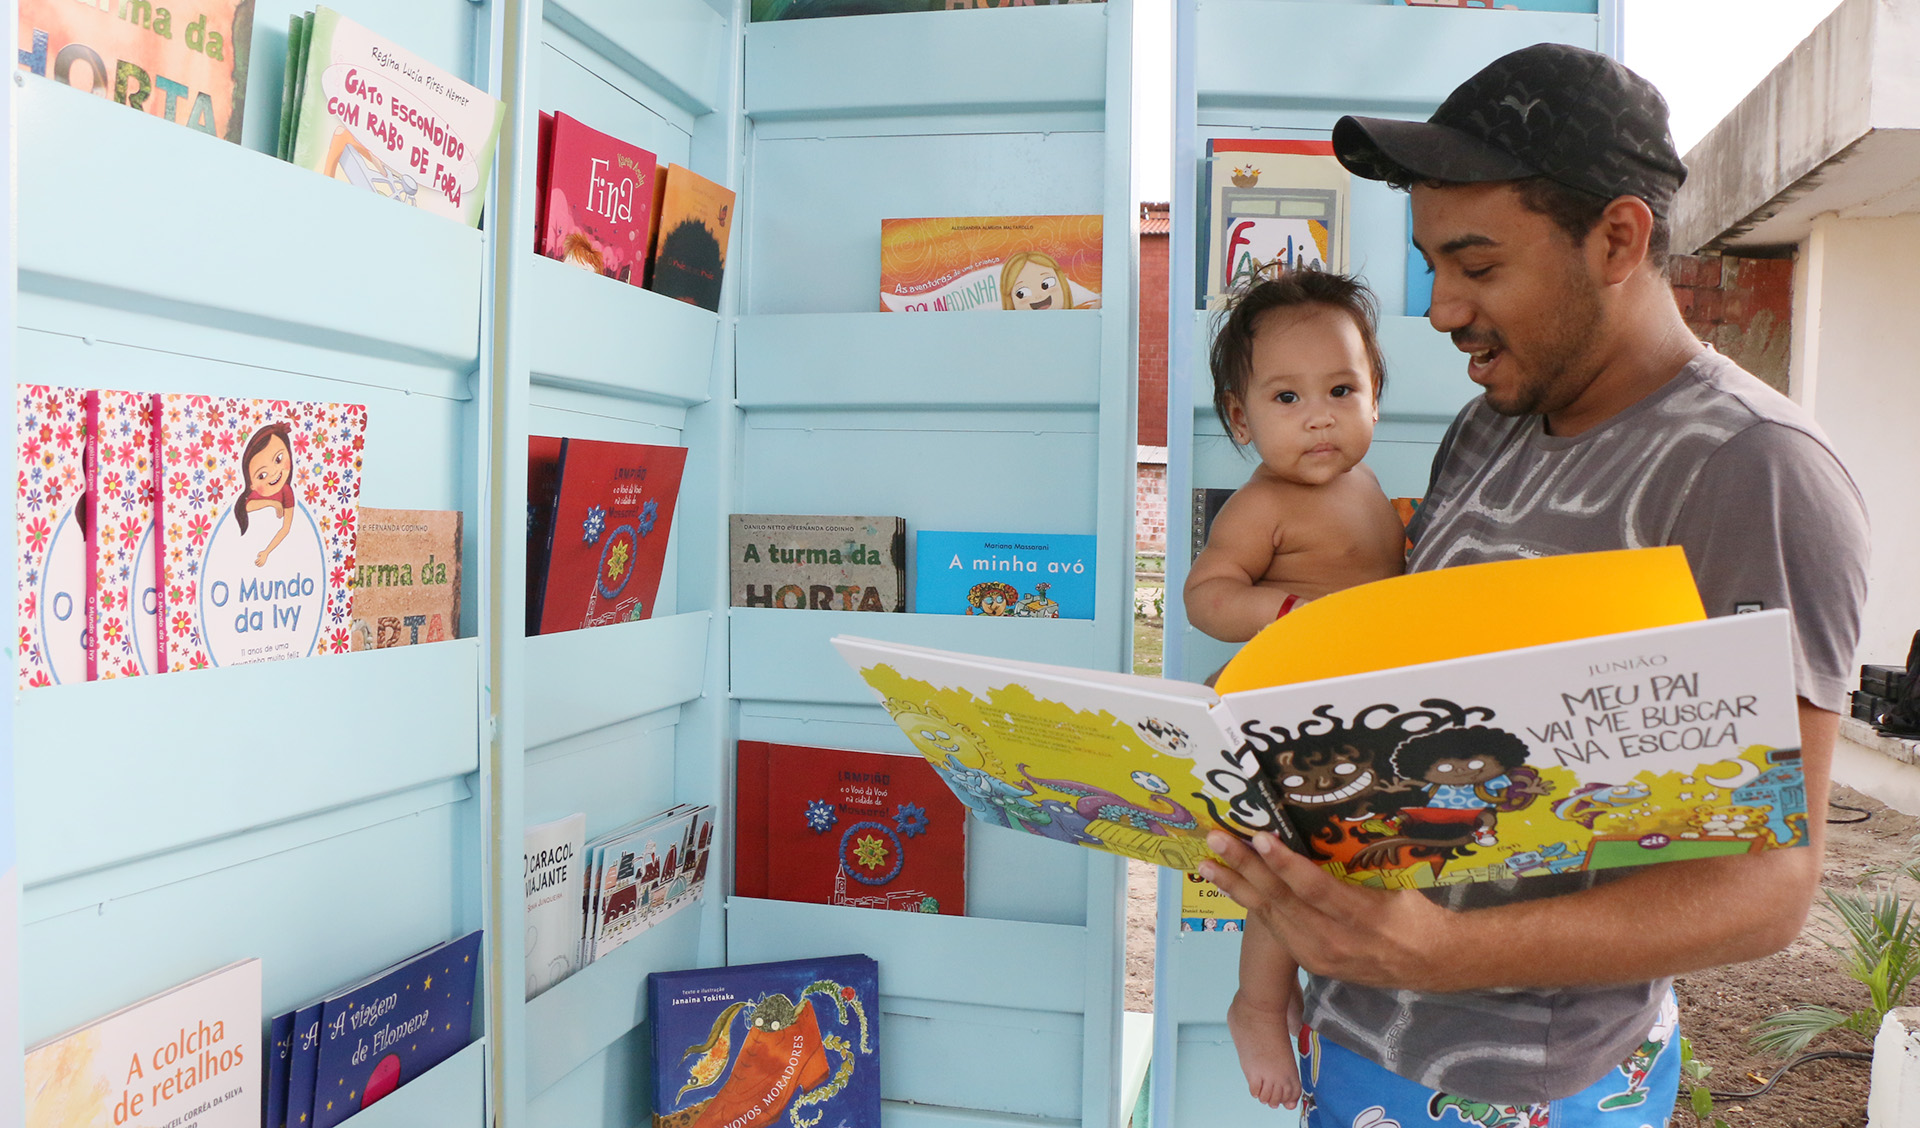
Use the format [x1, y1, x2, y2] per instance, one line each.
[832, 548, 1807, 890]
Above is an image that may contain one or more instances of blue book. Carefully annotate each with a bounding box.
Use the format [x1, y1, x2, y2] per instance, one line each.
[914, 531, 1095, 619]
[266, 1009, 296, 1128]
[650, 954, 880, 1128]
[285, 1002, 324, 1128]
[311, 930, 483, 1128]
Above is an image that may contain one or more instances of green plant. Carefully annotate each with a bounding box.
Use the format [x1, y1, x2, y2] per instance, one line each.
[1678, 1037, 1730, 1128]
[1752, 882, 1920, 1058]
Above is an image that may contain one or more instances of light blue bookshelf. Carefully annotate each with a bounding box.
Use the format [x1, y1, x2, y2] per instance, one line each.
[1154, 2, 1617, 1124]
[9, 2, 1137, 1127]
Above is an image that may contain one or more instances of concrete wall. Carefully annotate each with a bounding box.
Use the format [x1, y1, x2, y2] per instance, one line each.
[1793, 212, 1920, 667]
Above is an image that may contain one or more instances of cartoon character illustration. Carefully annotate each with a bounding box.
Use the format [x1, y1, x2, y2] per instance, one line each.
[1427, 1094, 1549, 1128]
[1000, 251, 1079, 310]
[965, 581, 1020, 616]
[1017, 764, 1200, 836]
[663, 980, 873, 1128]
[232, 423, 296, 568]
[1552, 781, 1652, 830]
[1596, 993, 1678, 1111]
[325, 126, 419, 206]
[930, 753, 1050, 832]
[1686, 805, 1772, 840]
[1359, 726, 1549, 859]
[1016, 582, 1060, 618]
[1731, 755, 1808, 846]
[559, 229, 607, 275]
[1503, 842, 1585, 876]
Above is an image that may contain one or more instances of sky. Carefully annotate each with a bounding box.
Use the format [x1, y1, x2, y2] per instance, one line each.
[1131, 0, 1848, 204]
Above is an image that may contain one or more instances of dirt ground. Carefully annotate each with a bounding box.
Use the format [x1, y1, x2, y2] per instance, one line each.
[1119, 784, 1914, 1127]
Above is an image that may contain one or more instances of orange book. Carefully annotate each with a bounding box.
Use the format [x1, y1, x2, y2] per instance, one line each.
[648, 164, 735, 312]
[880, 215, 1102, 312]
[17, 0, 254, 142]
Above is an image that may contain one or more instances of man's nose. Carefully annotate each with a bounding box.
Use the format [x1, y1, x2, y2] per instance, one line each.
[1426, 275, 1472, 334]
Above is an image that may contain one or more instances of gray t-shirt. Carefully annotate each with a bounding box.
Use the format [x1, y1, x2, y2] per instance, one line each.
[1301, 349, 1870, 1103]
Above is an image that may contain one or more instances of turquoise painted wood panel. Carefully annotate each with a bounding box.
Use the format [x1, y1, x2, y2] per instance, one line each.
[17, 80, 483, 368]
[14, 641, 480, 882]
[524, 612, 711, 746]
[743, 6, 1107, 121]
[736, 314, 1104, 411]
[524, 907, 703, 1094]
[744, 132, 1105, 314]
[525, 716, 679, 837]
[545, 0, 730, 115]
[525, 1025, 651, 1128]
[1196, 2, 1598, 113]
[875, 998, 1082, 1118]
[1172, 1024, 1287, 1127]
[351, 1039, 490, 1128]
[879, 1106, 1080, 1128]
[537, 33, 698, 155]
[527, 259, 719, 405]
[729, 610, 1116, 706]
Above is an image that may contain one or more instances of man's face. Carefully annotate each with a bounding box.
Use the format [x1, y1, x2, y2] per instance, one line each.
[1410, 182, 1606, 418]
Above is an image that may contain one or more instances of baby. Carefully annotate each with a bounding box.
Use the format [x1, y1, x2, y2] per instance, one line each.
[1182, 269, 1406, 1108]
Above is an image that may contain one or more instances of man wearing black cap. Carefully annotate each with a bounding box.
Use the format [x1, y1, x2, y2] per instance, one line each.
[1199, 42, 1869, 1122]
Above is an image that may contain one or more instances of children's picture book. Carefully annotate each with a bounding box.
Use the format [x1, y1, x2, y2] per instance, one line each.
[914, 530, 1095, 619]
[529, 439, 688, 635]
[537, 112, 658, 286]
[649, 955, 879, 1128]
[648, 163, 736, 312]
[524, 812, 587, 1000]
[16, 384, 88, 689]
[1179, 871, 1247, 933]
[17, 0, 254, 142]
[153, 393, 367, 671]
[582, 806, 713, 964]
[880, 215, 1102, 313]
[834, 549, 1809, 890]
[24, 959, 261, 1128]
[285, 7, 506, 227]
[265, 1009, 295, 1128]
[752, 0, 1099, 20]
[535, 110, 555, 250]
[348, 508, 462, 651]
[85, 390, 159, 680]
[736, 741, 967, 915]
[285, 1002, 323, 1128]
[730, 514, 906, 613]
[526, 435, 564, 635]
[310, 931, 482, 1128]
[1199, 139, 1349, 309]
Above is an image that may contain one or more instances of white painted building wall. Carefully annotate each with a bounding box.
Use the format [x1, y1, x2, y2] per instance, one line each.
[1791, 212, 1920, 668]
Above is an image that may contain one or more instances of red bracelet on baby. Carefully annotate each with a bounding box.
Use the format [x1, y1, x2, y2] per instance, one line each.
[1276, 594, 1304, 619]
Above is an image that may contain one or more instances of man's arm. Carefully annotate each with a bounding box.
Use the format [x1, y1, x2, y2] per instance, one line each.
[1199, 699, 1835, 993]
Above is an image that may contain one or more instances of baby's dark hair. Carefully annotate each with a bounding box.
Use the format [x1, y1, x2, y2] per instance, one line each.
[1390, 726, 1529, 782]
[1208, 268, 1388, 439]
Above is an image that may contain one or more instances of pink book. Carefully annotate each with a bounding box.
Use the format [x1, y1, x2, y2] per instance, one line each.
[14, 384, 89, 688]
[537, 112, 658, 287]
[152, 394, 368, 671]
[84, 390, 158, 680]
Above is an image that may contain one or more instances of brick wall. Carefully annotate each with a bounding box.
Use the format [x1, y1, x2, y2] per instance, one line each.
[1139, 205, 1170, 447]
[1136, 457, 1167, 553]
[1668, 252, 1792, 393]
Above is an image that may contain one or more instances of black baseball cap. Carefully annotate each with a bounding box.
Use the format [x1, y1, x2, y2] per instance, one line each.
[1332, 43, 1687, 217]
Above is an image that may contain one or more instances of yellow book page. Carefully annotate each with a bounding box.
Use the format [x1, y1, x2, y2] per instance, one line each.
[1216, 547, 1706, 695]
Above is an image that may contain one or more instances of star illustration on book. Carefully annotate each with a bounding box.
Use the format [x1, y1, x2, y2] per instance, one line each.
[852, 834, 890, 870]
[804, 799, 838, 833]
[639, 497, 659, 536]
[582, 505, 606, 543]
[894, 803, 929, 838]
[604, 540, 631, 581]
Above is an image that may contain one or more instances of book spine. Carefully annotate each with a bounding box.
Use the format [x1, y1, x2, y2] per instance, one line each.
[149, 393, 168, 674]
[82, 392, 102, 682]
[531, 439, 568, 636]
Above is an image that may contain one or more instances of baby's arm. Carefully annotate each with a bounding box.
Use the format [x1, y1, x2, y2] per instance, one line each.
[1184, 485, 1298, 643]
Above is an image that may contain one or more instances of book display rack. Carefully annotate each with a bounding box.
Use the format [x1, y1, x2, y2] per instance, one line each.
[8, 1, 1135, 1127]
[1155, 1, 1619, 1123]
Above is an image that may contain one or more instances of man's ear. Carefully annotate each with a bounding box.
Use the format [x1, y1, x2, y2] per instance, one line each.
[1594, 195, 1655, 286]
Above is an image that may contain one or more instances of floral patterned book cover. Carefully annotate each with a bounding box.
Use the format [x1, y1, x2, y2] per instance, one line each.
[15, 384, 89, 689]
[880, 215, 1101, 313]
[153, 393, 367, 671]
[530, 438, 687, 635]
[84, 390, 158, 680]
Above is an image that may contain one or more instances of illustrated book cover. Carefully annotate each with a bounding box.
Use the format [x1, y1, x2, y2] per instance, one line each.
[284, 1002, 322, 1128]
[736, 741, 967, 915]
[834, 548, 1810, 890]
[881, 215, 1102, 312]
[1199, 139, 1349, 309]
[530, 438, 688, 635]
[582, 805, 713, 964]
[648, 163, 735, 312]
[537, 112, 658, 286]
[265, 1009, 295, 1128]
[524, 812, 587, 1000]
[914, 530, 1095, 619]
[85, 390, 158, 680]
[17, 0, 254, 142]
[286, 7, 506, 227]
[577, 804, 690, 967]
[16, 384, 88, 689]
[348, 508, 462, 651]
[24, 959, 261, 1128]
[535, 110, 554, 249]
[153, 393, 367, 671]
[309, 930, 482, 1128]
[648, 955, 879, 1128]
[1179, 870, 1247, 933]
[729, 514, 905, 612]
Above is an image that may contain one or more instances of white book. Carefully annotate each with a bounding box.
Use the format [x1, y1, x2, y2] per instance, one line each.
[524, 813, 587, 1000]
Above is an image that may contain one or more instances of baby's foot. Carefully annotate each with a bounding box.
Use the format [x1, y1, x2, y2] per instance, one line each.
[1227, 992, 1303, 1109]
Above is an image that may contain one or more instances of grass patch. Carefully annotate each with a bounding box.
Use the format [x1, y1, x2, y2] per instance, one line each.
[1133, 616, 1163, 677]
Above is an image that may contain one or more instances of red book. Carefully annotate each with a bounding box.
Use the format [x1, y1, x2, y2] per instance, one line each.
[537, 111, 658, 287]
[739, 740, 967, 916]
[531, 438, 687, 635]
[534, 111, 555, 252]
[526, 435, 564, 635]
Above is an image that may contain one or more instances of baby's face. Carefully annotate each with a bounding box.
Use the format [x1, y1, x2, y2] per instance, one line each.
[1226, 304, 1378, 487]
